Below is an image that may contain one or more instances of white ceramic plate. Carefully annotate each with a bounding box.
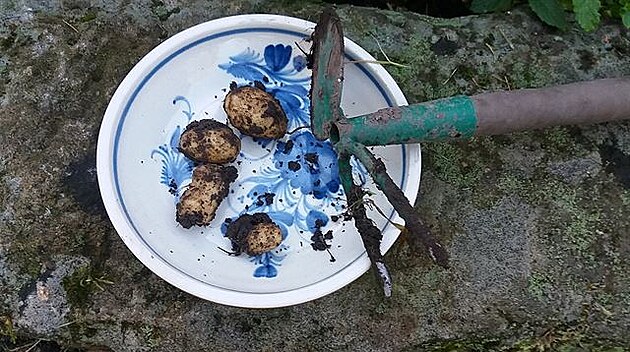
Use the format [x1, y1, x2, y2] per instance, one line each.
[97, 14, 420, 308]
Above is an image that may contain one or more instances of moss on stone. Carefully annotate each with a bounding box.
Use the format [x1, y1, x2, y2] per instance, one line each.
[522, 176, 608, 265]
[62, 267, 94, 309]
[416, 326, 626, 351]
[507, 59, 554, 89]
[540, 127, 585, 158]
[79, 11, 98, 23]
[423, 141, 485, 189]
[512, 328, 626, 352]
[62, 266, 111, 309]
[65, 319, 100, 341]
[140, 325, 161, 349]
[423, 142, 476, 187]
[421, 136, 507, 209]
[386, 35, 440, 102]
[0, 316, 17, 345]
[527, 273, 552, 301]
[5, 223, 42, 279]
[149, 0, 180, 22]
[411, 337, 502, 351]
[254, 0, 324, 17]
[497, 174, 527, 195]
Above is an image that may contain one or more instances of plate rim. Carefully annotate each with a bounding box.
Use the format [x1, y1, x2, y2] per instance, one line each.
[96, 14, 421, 308]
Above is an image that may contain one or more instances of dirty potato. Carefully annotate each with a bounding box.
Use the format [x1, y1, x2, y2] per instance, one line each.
[246, 222, 283, 255]
[176, 164, 238, 229]
[226, 213, 283, 256]
[178, 119, 240, 164]
[223, 83, 288, 139]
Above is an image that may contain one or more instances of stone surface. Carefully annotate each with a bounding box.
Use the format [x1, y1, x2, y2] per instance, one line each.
[15, 256, 89, 335]
[547, 151, 602, 185]
[1, 1, 630, 351]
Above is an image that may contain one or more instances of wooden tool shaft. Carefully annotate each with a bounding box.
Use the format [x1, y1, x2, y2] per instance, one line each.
[474, 77, 630, 135]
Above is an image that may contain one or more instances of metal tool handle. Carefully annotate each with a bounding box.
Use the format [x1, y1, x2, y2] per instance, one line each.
[338, 77, 630, 145]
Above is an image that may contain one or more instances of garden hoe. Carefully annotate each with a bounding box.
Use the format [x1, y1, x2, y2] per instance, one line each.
[309, 8, 630, 297]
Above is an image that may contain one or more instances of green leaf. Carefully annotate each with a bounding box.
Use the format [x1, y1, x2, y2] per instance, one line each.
[470, 0, 513, 13]
[573, 0, 601, 31]
[623, 2, 630, 27]
[529, 0, 569, 30]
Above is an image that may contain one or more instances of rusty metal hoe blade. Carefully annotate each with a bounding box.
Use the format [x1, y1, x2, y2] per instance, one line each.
[309, 7, 345, 142]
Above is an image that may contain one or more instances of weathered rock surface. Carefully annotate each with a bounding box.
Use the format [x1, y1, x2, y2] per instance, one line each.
[1, 1, 629, 351]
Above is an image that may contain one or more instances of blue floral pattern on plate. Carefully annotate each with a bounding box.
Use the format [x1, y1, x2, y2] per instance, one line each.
[150, 96, 195, 200]
[152, 43, 367, 278]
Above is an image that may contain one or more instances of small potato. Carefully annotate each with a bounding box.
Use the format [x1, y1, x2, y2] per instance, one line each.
[178, 119, 240, 164]
[176, 164, 238, 229]
[224, 83, 288, 139]
[226, 213, 283, 256]
[246, 222, 283, 255]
